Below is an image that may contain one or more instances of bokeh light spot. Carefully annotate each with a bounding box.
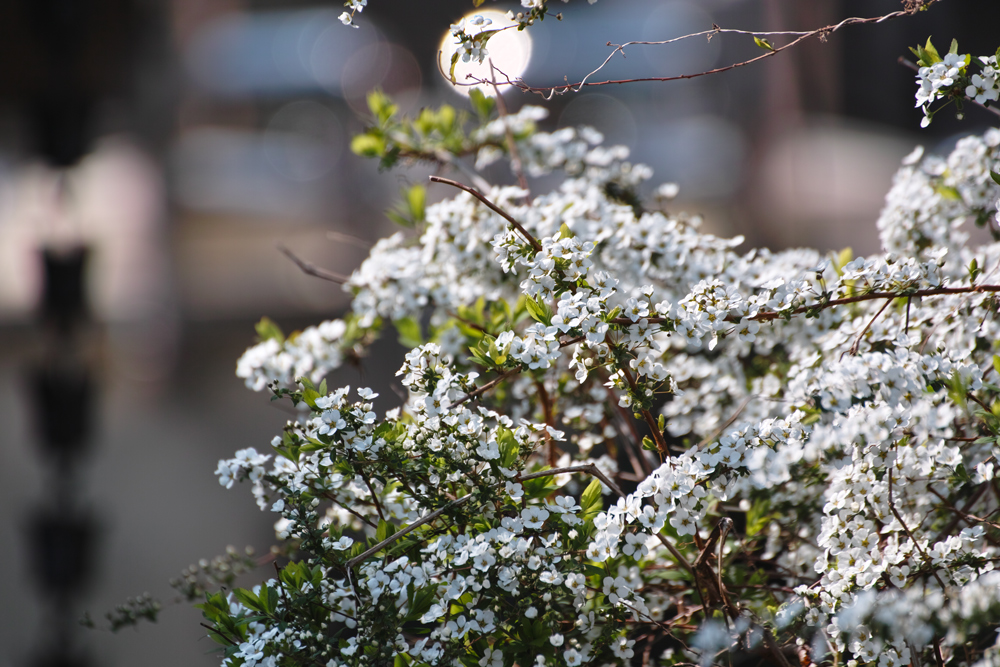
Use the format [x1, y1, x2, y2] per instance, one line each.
[437, 10, 532, 97]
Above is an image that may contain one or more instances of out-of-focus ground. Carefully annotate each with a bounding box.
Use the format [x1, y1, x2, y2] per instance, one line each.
[1, 1, 999, 666]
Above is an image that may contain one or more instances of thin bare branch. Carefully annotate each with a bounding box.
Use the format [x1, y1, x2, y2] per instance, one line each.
[898, 57, 1000, 119]
[346, 493, 474, 569]
[452, 367, 523, 408]
[489, 60, 531, 195]
[346, 463, 624, 570]
[887, 467, 950, 594]
[848, 296, 895, 356]
[610, 284, 1000, 328]
[429, 175, 541, 252]
[464, 4, 940, 98]
[697, 395, 754, 448]
[450, 333, 584, 410]
[325, 231, 372, 249]
[612, 337, 669, 455]
[279, 245, 350, 285]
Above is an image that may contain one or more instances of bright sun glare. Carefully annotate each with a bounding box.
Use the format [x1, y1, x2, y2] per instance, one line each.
[437, 9, 533, 97]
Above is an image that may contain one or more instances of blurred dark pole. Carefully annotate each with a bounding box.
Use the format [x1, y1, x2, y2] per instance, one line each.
[5, 0, 138, 167]
[26, 0, 94, 166]
[27, 243, 98, 667]
[11, 1, 140, 666]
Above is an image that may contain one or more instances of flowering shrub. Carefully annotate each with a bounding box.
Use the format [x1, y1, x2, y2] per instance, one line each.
[160, 5, 1000, 667]
[913, 38, 1000, 127]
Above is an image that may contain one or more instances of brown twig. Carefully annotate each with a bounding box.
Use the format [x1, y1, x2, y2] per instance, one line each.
[347, 463, 626, 569]
[360, 476, 387, 523]
[322, 492, 378, 529]
[697, 395, 754, 448]
[278, 245, 350, 284]
[610, 285, 1000, 327]
[452, 336, 584, 409]
[928, 484, 1000, 538]
[326, 231, 372, 249]
[614, 345, 669, 455]
[933, 638, 945, 667]
[452, 367, 523, 408]
[692, 517, 739, 621]
[762, 626, 794, 667]
[346, 493, 474, 569]
[200, 622, 239, 646]
[534, 379, 559, 466]
[489, 60, 531, 195]
[848, 296, 894, 356]
[428, 175, 541, 252]
[469, 5, 939, 98]
[887, 467, 950, 594]
[653, 533, 708, 623]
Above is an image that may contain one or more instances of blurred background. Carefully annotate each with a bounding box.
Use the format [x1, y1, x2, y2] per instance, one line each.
[1, 0, 999, 665]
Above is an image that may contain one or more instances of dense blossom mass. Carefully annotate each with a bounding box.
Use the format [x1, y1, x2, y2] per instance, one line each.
[212, 22, 1000, 667]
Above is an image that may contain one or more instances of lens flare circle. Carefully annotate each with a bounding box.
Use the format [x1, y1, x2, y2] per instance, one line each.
[437, 9, 532, 97]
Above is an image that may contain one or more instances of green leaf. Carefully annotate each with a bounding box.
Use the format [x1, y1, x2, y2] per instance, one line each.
[923, 37, 941, 64]
[255, 317, 284, 344]
[376, 519, 396, 543]
[395, 317, 424, 348]
[993, 355, 1000, 378]
[753, 36, 774, 51]
[935, 184, 962, 201]
[580, 479, 603, 520]
[407, 584, 439, 621]
[436, 105, 457, 133]
[949, 38, 959, 55]
[947, 372, 967, 409]
[367, 90, 398, 125]
[351, 133, 386, 157]
[990, 170, 1000, 187]
[406, 185, 426, 221]
[523, 474, 559, 499]
[525, 295, 553, 325]
[953, 463, 972, 484]
[641, 436, 658, 452]
[746, 497, 771, 537]
[969, 257, 983, 284]
[558, 223, 575, 240]
[497, 428, 521, 468]
[232, 588, 263, 613]
[832, 247, 852, 277]
[468, 345, 493, 368]
[264, 586, 279, 615]
[487, 338, 507, 366]
[468, 88, 495, 119]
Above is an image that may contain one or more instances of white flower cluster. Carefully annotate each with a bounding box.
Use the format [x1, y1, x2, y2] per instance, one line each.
[589, 413, 806, 560]
[914, 47, 999, 127]
[217, 88, 1000, 666]
[878, 130, 1000, 269]
[915, 53, 968, 124]
[236, 319, 348, 391]
[338, 0, 366, 28]
[967, 56, 1000, 105]
[449, 14, 494, 64]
